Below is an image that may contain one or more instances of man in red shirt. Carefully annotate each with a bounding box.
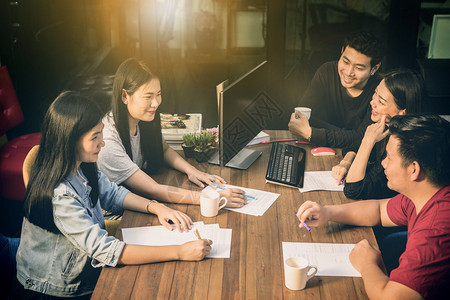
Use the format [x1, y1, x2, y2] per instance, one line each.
[296, 114, 450, 299]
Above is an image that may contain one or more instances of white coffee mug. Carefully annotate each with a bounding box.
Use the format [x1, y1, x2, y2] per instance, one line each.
[295, 107, 312, 120]
[284, 256, 318, 290]
[200, 190, 228, 217]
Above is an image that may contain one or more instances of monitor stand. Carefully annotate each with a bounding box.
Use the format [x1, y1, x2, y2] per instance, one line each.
[208, 148, 262, 170]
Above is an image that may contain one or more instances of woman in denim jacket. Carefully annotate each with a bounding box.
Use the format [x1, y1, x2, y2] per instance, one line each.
[15, 91, 212, 299]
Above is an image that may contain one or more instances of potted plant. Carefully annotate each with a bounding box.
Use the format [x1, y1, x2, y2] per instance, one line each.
[193, 131, 216, 163]
[182, 133, 196, 158]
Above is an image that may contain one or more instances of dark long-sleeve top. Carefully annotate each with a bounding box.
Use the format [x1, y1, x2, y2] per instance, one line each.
[299, 61, 381, 150]
[343, 138, 398, 200]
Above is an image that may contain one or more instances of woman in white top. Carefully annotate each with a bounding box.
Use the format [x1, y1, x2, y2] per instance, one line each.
[98, 58, 247, 207]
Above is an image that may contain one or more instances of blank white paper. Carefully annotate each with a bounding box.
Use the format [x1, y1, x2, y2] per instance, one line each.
[282, 242, 361, 277]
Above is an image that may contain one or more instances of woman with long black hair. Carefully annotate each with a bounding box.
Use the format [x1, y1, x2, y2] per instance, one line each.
[332, 69, 425, 199]
[97, 58, 247, 207]
[16, 92, 211, 298]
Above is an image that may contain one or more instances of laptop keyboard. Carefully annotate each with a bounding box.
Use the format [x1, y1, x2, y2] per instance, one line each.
[265, 143, 306, 188]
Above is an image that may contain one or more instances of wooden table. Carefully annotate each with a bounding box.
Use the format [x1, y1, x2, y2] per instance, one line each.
[92, 131, 379, 299]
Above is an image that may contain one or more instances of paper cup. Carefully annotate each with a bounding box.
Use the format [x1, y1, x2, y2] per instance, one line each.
[295, 107, 312, 120]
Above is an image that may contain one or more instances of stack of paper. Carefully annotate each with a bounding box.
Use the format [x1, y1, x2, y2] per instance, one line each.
[299, 171, 344, 193]
[160, 113, 202, 151]
[282, 242, 361, 277]
[122, 222, 232, 258]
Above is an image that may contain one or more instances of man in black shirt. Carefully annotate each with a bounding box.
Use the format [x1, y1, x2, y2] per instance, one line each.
[289, 31, 385, 149]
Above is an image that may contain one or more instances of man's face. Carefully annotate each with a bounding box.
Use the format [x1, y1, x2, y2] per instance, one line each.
[337, 46, 377, 91]
[381, 136, 410, 193]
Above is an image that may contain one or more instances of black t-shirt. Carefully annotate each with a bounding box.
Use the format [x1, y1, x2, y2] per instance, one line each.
[299, 61, 381, 148]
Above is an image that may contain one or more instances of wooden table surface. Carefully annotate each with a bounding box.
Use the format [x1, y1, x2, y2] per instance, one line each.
[92, 130, 378, 300]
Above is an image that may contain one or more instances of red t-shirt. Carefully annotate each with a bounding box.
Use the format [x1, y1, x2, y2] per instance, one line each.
[387, 184, 450, 299]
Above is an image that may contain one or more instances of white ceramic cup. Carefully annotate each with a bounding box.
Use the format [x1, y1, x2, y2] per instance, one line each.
[295, 107, 312, 120]
[200, 190, 228, 217]
[284, 257, 318, 290]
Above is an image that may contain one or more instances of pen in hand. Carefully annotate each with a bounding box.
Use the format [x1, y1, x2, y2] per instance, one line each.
[339, 175, 346, 186]
[209, 182, 256, 199]
[194, 228, 202, 240]
[295, 212, 311, 232]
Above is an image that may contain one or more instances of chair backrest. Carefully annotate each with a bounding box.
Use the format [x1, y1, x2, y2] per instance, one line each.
[0, 66, 24, 136]
[23, 145, 39, 188]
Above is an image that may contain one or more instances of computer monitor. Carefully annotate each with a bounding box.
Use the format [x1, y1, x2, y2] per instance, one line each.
[428, 14, 450, 59]
[209, 60, 284, 169]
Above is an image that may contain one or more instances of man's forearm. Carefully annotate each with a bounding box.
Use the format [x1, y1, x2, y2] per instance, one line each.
[360, 262, 390, 300]
[326, 200, 382, 226]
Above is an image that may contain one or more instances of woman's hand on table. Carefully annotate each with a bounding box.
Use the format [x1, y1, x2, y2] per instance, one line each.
[187, 168, 226, 188]
[217, 188, 248, 208]
[178, 239, 213, 261]
[332, 161, 350, 184]
[154, 203, 193, 232]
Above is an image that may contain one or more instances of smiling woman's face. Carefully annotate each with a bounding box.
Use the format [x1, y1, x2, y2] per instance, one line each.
[123, 78, 162, 123]
[75, 122, 105, 164]
[370, 79, 405, 123]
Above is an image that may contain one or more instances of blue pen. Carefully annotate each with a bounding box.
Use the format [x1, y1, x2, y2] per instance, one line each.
[209, 182, 256, 199]
[295, 213, 312, 232]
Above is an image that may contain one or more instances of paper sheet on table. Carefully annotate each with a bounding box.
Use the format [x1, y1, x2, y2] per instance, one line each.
[122, 222, 232, 258]
[299, 171, 344, 192]
[212, 184, 279, 216]
[282, 242, 361, 277]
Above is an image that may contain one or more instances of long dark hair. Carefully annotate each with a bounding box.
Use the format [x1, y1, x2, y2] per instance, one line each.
[382, 69, 425, 114]
[111, 58, 164, 174]
[373, 69, 425, 162]
[24, 91, 104, 233]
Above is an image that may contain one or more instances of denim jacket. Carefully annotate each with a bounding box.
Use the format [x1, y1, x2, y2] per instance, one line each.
[16, 169, 129, 297]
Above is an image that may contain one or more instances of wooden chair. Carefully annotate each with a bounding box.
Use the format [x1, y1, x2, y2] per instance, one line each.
[22, 146, 119, 236]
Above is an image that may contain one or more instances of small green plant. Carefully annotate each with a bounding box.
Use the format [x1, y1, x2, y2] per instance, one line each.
[182, 133, 196, 147]
[193, 131, 215, 152]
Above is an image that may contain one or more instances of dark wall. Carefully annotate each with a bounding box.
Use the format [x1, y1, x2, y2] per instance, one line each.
[0, 0, 111, 136]
[0, 0, 431, 135]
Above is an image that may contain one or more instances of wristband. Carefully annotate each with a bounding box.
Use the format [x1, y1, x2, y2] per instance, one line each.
[146, 200, 158, 213]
